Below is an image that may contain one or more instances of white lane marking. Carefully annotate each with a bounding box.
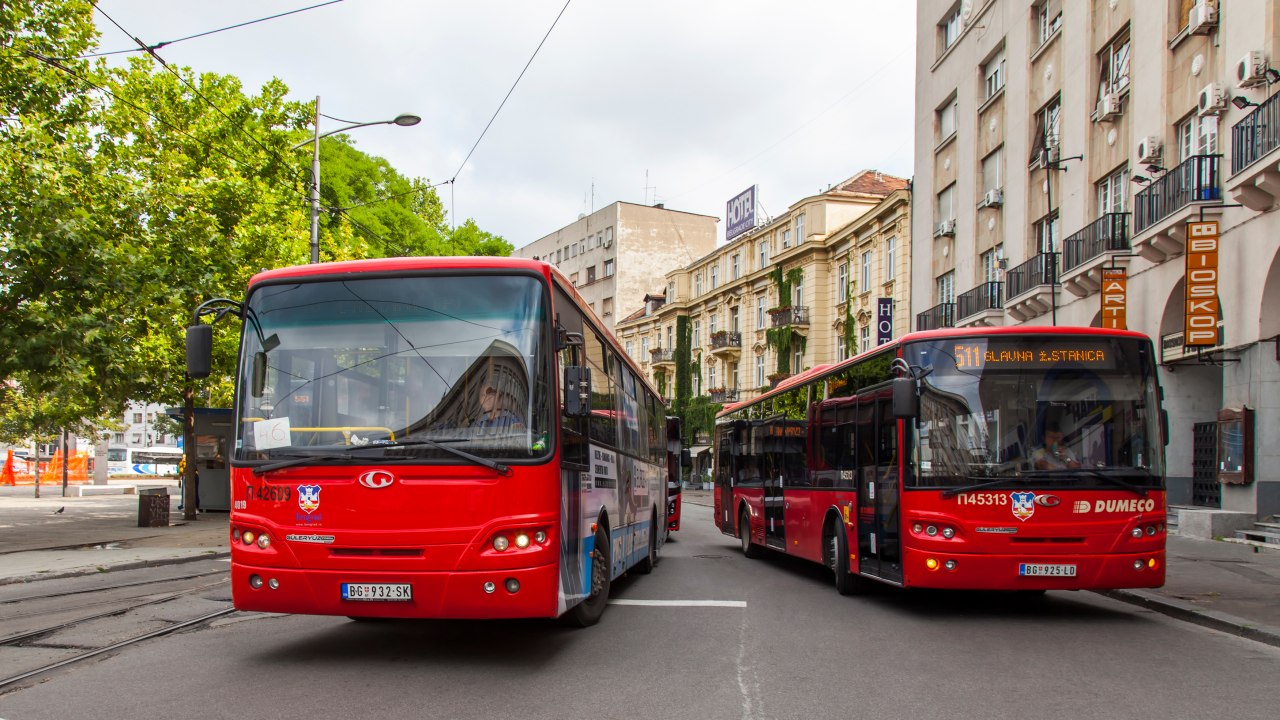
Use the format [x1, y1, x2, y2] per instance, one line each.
[608, 599, 746, 607]
[218, 558, 231, 562]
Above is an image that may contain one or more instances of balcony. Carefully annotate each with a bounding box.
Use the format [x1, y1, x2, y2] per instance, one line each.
[955, 282, 1003, 327]
[1004, 253, 1059, 321]
[709, 330, 742, 358]
[1131, 155, 1222, 262]
[1160, 323, 1224, 365]
[1229, 91, 1280, 211]
[768, 306, 810, 328]
[709, 389, 740, 404]
[649, 348, 675, 367]
[915, 302, 954, 331]
[1060, 213, 1130, 298]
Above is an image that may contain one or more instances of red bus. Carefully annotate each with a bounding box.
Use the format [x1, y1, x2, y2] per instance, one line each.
[665, 417, 686, 532]
[186, 257, 670, 626]
[714, 326, 1167, 594]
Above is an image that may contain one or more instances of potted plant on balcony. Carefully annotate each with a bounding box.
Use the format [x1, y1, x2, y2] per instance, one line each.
[709, 329, 728, 344]
[766, 371, 790, 387]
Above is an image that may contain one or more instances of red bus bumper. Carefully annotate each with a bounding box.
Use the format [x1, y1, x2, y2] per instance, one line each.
[230, 561, 561, 619]
[899, 546, 1166, 591]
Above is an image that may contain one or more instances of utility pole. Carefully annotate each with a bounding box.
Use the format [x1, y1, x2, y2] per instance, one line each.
[309, 95, 322, 264]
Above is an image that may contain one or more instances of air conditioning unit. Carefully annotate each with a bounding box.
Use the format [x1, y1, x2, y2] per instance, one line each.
[1095, 92, 1122, 122]
[1237, 51, 1268, 89]
[979, 188, 1004, 208]
[1188, 1, 1217, 35]
[1137, 136, 1163, 164]
[933, 219, 956, 237]
[601, 235, 612, 249]
[1198, 82, 1226, 116]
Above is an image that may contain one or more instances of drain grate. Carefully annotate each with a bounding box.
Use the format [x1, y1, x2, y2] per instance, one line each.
[694, 554, 728, 560]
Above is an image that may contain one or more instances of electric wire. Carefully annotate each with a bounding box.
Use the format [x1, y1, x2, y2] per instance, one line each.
[78, 0, 346, 59]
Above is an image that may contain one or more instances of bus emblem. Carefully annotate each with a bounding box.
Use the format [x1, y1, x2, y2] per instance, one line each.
[1011, 492, 1035, 522]
[357, 470, 395, 489]
[298, 484, 321, 515]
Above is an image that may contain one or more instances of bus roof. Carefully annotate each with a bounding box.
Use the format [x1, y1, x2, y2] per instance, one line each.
[249, 256, 551, 287]
[717, 325, 1152, 419]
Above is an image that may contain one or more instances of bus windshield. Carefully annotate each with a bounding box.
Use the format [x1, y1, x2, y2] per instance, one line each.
[234, 273, 552, 464]
[904, 335, 1164, 490]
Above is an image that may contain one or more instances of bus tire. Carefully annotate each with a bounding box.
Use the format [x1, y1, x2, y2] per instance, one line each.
[565, 526, 611, 627]
[636, 509, 658, 574]
[740, 508, 762, 559]
[827, 519, 863, 596]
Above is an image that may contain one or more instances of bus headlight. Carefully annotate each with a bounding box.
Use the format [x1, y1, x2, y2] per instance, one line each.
[256, 533, 271, 549]
[492, 536, 510, 552]
[534, 531, 547, 544]
[515, 533, 530, 549]
[1131, 527, 1143, 538]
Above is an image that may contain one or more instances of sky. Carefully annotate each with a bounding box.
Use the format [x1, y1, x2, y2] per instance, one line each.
[93, 0, 917, 248]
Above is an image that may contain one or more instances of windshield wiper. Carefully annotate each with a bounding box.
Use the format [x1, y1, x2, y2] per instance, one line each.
[253, 439, 510, 476]
[941, 475, 1024, 498]
[1019, 468, 1149, 497]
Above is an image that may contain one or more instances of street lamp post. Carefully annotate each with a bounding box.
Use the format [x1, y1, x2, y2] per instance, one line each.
[297, 95, 422, 263]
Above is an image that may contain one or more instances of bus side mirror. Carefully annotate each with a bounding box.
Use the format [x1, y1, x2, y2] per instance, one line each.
[251, 351, 267, 398]
[681, 448, 692, 468]
[1161, 409, 1170, 447]
[186, 324, 213, 379]
[892, 377, 918, 419]
[564, 366, 592, 417]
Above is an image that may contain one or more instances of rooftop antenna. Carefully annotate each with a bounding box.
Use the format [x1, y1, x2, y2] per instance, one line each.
[644, 170, 657, 206]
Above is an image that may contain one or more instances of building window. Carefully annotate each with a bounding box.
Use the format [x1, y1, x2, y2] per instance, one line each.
[1034, 211, 1061, 254]
[884, 236, 897, 281]
[793, 347, 804, 373]
[694, 273, 703, 296]
[837, 263, 849, 302]
[1177, 114, 1218, 161]
[603, 259, 615, 277]
[1031, 96, 1061, 164]
[981, 245, 1004, 283]
[861, 250, 872, 291]
[602, 297, 614, 316]
[586, 265, 597, 283]
[708, 365, 717, 391]
[859, 324, 871, 354]
[570, 272, 580, 286]
[1097, 27, 1131, 104]
[625, 341, 634, 358]
[1035, 0, 1061, 48]
[758, 240, 770, 270]
[756, 355, 765, 387]
[792, 271, 804, 306]
[756, 296, 766, 329]
[983, 47, 1006, 99]
[132, 433, 143, 444]
[133, 413, 143, 424]
[936, 271, 956, 303]
[982, 147, 1003, 193]
[710, 263, 720, 289]
[666, 280, 675, 300]
[937, 183, 956, 223]
[781, 228, 792, 249]
[730, 307, 740, 333]
[666, 325, 673, 350]
[731, 253, 740, 280]
[641, 337, 649, 357]
[939, 4, 962, 54]
[571, 244, 577, 258]
[836, 334, 848, 361]
[693, 320, 701, 349]
[938, 95, 958, 142]
[1096, 167, 1128, 216]
[604, 227, 613, 246]
[709, 313, 718, 335]
[794, 213, 805, 244]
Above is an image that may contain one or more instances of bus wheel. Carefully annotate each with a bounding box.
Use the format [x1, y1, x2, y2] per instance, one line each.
[828, 523, 863, 596]
[565, 527, 611, 627]
[636, 510, 658, 574]
[740, 509, 762, 559]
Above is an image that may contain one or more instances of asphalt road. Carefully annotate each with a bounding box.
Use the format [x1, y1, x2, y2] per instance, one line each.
[1, 503, 1277, 720]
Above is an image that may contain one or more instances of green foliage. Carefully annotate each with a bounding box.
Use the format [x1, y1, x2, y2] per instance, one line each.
[680, 395, 721, 447]
[673, 315, 691, 412]
[765, 266, 807, 375]
[842, 261, 856, 354]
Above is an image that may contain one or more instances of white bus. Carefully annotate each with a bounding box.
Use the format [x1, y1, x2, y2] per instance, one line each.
[106, 446, 183, 476]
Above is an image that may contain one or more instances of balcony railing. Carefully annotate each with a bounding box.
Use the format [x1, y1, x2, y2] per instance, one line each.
[650, 348, 674, 365]
[709, 389, 740, 403]
[768, 306, 810, 327]
[1005, 253, 1058, 298]
[1231, 91, 1280, 175]
[1063, 213, 1129, 272]
[915, 302, 955, 331]
[709, 331, 742, 350]
[1134, 154, 1221, 234]
[956, 281, 1003, 319]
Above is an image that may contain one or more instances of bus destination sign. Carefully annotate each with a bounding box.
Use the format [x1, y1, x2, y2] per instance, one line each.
[952, 341, 1116, 370]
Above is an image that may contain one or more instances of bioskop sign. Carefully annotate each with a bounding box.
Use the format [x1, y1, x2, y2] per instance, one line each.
[726, 185, 757, 241]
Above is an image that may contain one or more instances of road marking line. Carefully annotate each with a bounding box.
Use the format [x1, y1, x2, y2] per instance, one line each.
[608, 599, 746, 608]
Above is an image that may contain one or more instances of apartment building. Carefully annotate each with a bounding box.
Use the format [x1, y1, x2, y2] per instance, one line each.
[513, 202, 717, 333]
[616, 171, 910, 406]
[912, 0, 1280, 525]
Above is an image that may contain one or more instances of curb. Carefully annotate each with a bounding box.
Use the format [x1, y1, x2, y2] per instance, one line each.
[0, 551, 231, 587]
[1097, 588, 1280, 649]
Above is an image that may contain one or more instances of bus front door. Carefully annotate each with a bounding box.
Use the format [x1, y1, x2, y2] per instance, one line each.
[856, 390, 902, 582]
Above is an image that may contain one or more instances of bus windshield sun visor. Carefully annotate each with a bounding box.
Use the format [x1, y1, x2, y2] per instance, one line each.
[252, 439, 510, 476]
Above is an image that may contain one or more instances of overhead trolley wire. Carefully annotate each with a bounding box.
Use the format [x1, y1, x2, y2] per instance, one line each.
[78, 0, 346, 59]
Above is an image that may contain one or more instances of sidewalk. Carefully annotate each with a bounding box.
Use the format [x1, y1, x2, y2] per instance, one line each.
[2, 483, 1277, 647]
[679, 488, 1280, 648]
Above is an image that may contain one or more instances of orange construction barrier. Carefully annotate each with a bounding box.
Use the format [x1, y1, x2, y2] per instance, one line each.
[1, 449, 14, 486]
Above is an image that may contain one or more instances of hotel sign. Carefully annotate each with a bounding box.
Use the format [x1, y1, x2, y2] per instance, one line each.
[1100, 268, 1127, 330]
[725, 185, 757, 241]
[1184, 220, 1220, 347]
[877, 298, 893, 345]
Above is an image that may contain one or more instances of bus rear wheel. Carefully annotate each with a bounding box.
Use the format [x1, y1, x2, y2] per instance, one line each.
[565, 526, 611, 627]
[740, 509, 762, 559]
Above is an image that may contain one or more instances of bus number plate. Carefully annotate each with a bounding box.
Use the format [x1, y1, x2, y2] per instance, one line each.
[341, 583, 413, 601]
[1018, 563, 1076, 577]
